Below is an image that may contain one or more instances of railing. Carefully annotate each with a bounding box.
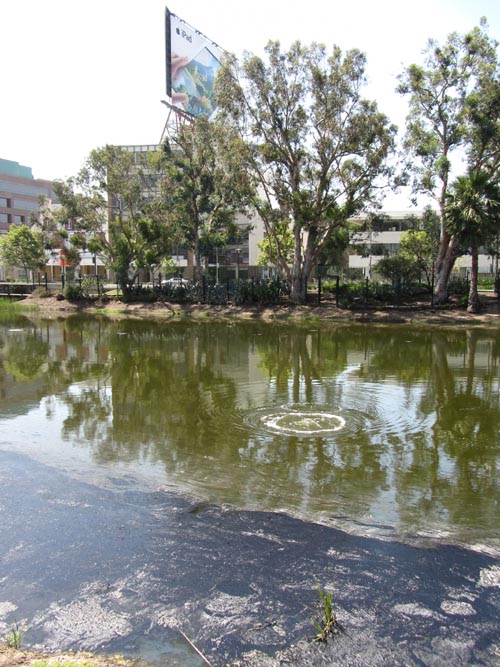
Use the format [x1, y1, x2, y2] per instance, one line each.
[0, 282, 38, 298]
[128, 277, 289, 306]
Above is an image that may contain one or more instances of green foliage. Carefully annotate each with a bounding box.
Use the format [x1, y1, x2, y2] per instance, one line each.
[235, 278, 284, 305]
[157, 117, 254, 283]
[0, 299, 27, 313]
[160, 256, 177, 277]
[0, 224, 46, 279]
[318, 227, 350, 274]
[445, 170, 500, 312]
[375, 253, 421, 287]
[478, 276, 497, 289]
[398, 21, 500, 300]
[32, 286, 52, 298]
[445, 171, 500, 251]
[216, 40, 396, 303]
[400, 228, 436, 287]
[54, 145, 173, 297]
[63, 282, 84, 301]
[312, 585, 338, 643]
[3, 622, 23, 649]
[80, 276, 100, 298]
[257, 223, 294, 268]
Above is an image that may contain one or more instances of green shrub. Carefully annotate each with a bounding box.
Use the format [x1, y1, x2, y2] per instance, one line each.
[236, 279, 284, 305]
[32, 287, 51, 298]
[80, 276, 100, 298]
[448, 276, 469, 295]
[63, 282, 84, 301]
[478, 276, 496, 290]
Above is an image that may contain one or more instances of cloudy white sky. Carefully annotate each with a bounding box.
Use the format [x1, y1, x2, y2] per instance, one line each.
[2, 0, 499, 208]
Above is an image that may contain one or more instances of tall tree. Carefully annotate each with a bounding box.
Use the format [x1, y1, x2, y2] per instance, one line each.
[0, 224, 46, 280]
[216, 41, 396, 303]
[54, 146, 173, 297]
[397, 20, 500, 303]
[445, 171, 500, 313]
[156, 117, 255, 283]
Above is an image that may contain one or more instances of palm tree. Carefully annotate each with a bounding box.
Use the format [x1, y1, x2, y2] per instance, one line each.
[445, 171, 500, 313]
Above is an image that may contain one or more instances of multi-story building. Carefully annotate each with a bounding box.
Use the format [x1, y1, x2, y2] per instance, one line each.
[0, 158, 58, 234]
[348, 210, 498, 279]
[118, 144, 258, 282]
[1, 158, 60, 280]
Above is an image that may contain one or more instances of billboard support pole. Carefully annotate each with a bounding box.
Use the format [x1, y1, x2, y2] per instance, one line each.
[159, 100, 194, 143]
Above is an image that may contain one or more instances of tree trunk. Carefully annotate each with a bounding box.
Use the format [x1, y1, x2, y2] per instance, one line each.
[467, 246, 480, 313]
[434, 236, 456, 304]
[289, 222, 324, 304]
[289, 221, 307, 303]
[290, 270, 307, 303]
[193, 233, 202, 284]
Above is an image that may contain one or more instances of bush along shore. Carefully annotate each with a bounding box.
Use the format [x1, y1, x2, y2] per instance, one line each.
[4, 288, 500, 327]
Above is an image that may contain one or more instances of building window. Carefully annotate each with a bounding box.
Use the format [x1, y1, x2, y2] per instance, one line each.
[0, 213, 10, 223]
[0, 197, 11, 208]
[13, 215, 26, 224]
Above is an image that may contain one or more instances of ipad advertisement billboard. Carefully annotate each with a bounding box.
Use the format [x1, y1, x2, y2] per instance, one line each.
[165, 8, 224, 119]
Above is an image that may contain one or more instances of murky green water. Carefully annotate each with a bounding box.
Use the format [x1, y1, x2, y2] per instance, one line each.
[1, 313, 500, 548]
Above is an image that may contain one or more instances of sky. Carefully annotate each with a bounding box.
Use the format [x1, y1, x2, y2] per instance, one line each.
[2, 0, 500, 209]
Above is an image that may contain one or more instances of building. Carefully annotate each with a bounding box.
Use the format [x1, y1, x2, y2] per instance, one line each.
[348, 210, 498, 279]
[116, 144, 259, 283]
[1, 158, 60, 280]
[0, 158, 58, 234]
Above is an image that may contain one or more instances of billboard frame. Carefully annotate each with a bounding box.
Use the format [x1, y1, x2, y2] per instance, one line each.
[164, 6, 225, 120]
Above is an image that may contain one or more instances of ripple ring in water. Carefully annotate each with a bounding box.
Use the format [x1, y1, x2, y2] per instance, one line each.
[245, 405, 346, 437]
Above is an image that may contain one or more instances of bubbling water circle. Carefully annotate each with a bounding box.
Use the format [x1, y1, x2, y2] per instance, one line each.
[263, 411, 345, 436]
[244, 404, 346, 437]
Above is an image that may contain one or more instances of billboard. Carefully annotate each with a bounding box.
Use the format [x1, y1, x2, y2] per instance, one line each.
[165, 7, 224, 119]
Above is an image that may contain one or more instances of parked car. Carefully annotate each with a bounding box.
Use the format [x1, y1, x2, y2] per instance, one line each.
[161, 277, 190, 287]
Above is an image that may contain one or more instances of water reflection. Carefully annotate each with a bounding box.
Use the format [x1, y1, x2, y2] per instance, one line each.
[1, 315, 499, 546]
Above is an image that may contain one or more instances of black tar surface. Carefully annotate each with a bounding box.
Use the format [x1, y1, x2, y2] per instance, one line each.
[0, 450, 499, 667]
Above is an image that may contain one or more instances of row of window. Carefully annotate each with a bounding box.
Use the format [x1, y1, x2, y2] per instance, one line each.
[0, 213, 26, 224]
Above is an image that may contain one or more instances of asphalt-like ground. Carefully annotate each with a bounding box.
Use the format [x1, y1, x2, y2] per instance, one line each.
[1, 449, 499, 667]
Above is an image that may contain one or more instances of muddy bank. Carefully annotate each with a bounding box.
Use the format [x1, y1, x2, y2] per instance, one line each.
[0, 645, 139, 666]
[1, 450, 499, 667]
[15, 292, 500, 327]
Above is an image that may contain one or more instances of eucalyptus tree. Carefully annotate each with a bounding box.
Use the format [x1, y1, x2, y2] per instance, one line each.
[54, 145, 173, 297]
[156, 116, 255, 283]
[215, 40, 397, 303]
[445, 171, 500, 313]
[397, 20, 500, 303]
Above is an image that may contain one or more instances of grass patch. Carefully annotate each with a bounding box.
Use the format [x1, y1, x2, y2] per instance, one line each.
[312, 585, 340, 643]
[0, 298, 28, 311]
[3, 622, 23, 649]
[0, 298, 39, 315]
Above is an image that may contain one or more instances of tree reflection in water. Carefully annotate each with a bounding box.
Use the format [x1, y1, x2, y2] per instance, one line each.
[1, 315, 499, 543]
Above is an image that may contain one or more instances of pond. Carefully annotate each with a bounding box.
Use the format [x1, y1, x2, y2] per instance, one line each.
[1, 314, 499, 549]
[1, 313, 500, 666]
